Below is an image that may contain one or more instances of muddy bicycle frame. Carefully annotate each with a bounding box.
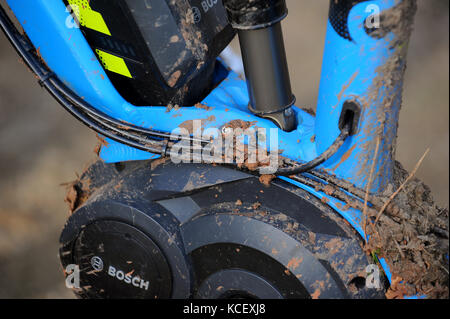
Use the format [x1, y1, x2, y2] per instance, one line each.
[1, 0, 416, 292]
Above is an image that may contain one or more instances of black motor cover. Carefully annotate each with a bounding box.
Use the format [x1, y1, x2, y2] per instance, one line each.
[64, 0, 235, 106]
[60, 160, 386, 299]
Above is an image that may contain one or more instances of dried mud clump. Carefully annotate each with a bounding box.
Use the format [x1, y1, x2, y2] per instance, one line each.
[366, 162, 449, 299]
[194, 103, 213, 111]
[223, 119, 257, 131]
[259, 174, 276, 187]
[63, 176, 92, 214]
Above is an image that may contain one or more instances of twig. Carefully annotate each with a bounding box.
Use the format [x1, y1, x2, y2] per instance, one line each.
[363, 136, 381, 242]
[374, 148, 430, 224]
[394, 240, 406, 258]
[440, 265, 449, 275]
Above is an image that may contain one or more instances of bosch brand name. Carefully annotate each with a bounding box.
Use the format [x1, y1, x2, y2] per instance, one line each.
[107, 265, 150, 291]
[201, 0, 219, 13]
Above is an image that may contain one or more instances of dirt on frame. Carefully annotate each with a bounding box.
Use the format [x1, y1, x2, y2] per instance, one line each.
[358, 0, 449, 299]
[365, 161, 449, 299]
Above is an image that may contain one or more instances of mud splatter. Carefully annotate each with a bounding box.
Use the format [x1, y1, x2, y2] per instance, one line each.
[287, 257, 303, 270]
[178, 116, 216, 134]
[194, 103, 213, 111]
[223, 119, 257, 131]
[259, 174, 276, 187]
[311, 288, 321, 299]
[167, 70, 181, 88]
[356, 0, 418, 189]
[332, 143, 358, 171]
[366, 161, 449, 299]
[150, 157, 169, 171]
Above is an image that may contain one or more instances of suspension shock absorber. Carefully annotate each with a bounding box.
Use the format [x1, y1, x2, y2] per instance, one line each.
[223, 0, 296, 131]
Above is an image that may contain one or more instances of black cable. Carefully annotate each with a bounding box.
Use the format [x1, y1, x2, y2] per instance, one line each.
[0, 6, 204, 153]
[275, 122, 351, 176]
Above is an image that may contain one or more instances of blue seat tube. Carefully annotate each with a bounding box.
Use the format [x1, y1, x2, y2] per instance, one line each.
[315, 0, 417, 194]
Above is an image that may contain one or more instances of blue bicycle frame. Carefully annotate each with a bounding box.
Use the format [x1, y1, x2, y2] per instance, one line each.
[3, 0, 415, 292]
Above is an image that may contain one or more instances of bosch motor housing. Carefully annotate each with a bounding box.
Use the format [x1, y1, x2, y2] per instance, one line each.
[60, 160, 386, 299]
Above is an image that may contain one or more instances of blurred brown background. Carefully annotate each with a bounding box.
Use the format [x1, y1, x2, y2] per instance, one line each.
[0, 1, 448, 298]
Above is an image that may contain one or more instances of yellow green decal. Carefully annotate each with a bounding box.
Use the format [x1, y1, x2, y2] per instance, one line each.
[68, 0, 111, 36]
[96, 49, 132, 78]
